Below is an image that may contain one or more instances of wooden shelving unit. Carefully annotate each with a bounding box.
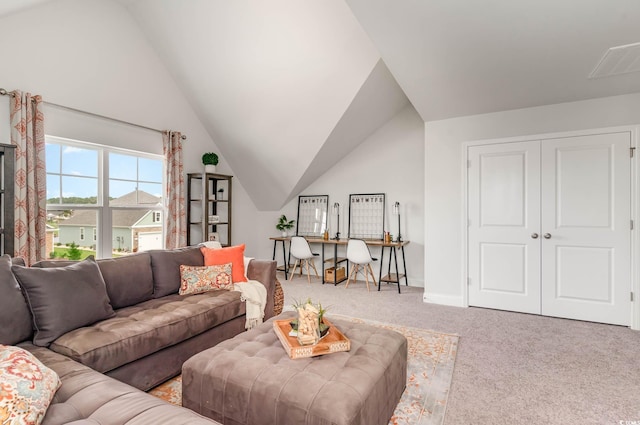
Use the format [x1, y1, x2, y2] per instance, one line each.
[0, 144, 15, 257]
[186, 173, 232, 246]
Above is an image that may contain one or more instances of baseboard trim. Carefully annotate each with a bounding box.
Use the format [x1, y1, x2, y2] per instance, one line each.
[423, 292, 465, 307]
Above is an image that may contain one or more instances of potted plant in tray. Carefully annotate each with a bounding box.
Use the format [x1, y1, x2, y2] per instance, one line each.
[202, 152, 219, 173]
[276, 214, 295, 237]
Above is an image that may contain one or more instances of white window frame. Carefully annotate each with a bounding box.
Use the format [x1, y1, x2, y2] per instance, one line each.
[153, 211, 161, 223]
[46, 136, 165, 258]
[79, 227, 85, 241]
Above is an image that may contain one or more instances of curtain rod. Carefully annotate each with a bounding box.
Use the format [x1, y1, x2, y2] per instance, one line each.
[0, 88, 186, 140]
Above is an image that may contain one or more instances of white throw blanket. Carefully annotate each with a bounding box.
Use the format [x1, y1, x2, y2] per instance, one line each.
[233, 280, 267, 329]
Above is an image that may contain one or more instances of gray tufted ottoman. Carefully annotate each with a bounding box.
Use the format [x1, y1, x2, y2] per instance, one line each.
[182, 311, 407, 425]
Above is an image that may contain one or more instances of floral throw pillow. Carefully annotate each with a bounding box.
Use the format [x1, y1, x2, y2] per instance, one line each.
[179, 263, 233, 295]
[0, 345, 61, 425]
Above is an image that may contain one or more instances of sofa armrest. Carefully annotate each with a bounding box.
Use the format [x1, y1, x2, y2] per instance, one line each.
[246, 259, 277, 320]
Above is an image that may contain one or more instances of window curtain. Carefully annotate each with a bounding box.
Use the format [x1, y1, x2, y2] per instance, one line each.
[163, 130, 186, 249]
[9, 91, 46, 265]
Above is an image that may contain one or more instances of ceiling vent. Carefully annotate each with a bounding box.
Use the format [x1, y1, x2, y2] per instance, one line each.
[589, 42, 640, 79]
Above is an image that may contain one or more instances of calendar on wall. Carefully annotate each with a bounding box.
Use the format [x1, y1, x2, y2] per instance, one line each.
[348, 193, 385, 240]
[296, 195, 329, 237]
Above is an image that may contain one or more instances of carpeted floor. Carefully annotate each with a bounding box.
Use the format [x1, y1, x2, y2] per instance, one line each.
[280, 273, 640, 425]
[149, 315, 458, 425]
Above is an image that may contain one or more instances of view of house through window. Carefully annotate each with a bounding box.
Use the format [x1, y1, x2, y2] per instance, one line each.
[45, 136, 164, 259]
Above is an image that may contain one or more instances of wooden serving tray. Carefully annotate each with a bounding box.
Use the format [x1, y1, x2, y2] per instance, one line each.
[273, 317, 351, 359]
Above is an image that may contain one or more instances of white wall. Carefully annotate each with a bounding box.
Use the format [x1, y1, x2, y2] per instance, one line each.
[0, 0, 262, 253]
[268, 104, 425, 285]
[0, 0, 425, 269]
[424, 92, 640, 305]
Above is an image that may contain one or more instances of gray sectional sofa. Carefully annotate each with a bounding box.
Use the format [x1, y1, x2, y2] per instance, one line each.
[0, 246, 277, 424]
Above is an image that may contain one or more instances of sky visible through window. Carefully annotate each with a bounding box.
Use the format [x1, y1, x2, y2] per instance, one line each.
[46, 143, 162, 202]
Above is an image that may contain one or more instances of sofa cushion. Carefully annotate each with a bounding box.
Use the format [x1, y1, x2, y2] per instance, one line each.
[0, 344, 61, 425]
[12, 257, 116, 347]
[149, 246, 204, 298]
[179, 263, 233, 295]
[31, 260, 76, 268]
[19, 344, 220, 425]
[0, 255, 33, 345]
[49, 290, 245, 373]
[33, 255, 155, 310]
[96, 253, 154, 309]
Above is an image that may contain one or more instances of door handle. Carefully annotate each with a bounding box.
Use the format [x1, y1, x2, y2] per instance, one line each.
[543, 233, 551, 239]
[531, 233, 539, 239]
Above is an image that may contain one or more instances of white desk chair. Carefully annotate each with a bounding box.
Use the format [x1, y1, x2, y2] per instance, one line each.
[289, 236, 319, 283]
[346, 239, 377, 291]
[199, 241, 223, 249]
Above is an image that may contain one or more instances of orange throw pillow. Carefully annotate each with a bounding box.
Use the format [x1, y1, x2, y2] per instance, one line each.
[200, 244, 247, 283]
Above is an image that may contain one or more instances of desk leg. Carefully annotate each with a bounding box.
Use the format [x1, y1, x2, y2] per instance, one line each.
[401, 244, 408, 286]
[387, 247, 393, 284]
[321, 244, 326, 284]
[378, 246, 385, 291]
[282, 240, 288, 280]
[333, 244, 338, 286]
[393, 246, 401, 294]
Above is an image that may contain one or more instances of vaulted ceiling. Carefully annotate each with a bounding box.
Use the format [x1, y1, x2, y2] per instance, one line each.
[347, 0, 640, 121]
[3, 0, 640, 210]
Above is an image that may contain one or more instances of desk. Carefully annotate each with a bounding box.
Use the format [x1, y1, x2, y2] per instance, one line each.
[269, 237, 409, 293]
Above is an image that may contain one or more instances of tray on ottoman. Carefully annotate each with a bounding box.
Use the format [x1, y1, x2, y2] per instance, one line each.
[273, 317, 350, 359]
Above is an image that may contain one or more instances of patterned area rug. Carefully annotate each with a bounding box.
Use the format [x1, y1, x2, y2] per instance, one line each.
[149, 316, 458, 425]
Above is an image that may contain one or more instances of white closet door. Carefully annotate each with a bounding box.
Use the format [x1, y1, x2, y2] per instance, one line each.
[541, 133, 631, 326]
[468, 141, 541, 314]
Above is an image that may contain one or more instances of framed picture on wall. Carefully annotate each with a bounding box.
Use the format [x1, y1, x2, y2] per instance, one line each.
[296, 195, 329, 237]
[208, 232, 219, 242]
[348, 193, 385, 240]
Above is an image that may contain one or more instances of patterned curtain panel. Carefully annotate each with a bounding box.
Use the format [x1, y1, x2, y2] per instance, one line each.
[163, 131, 186, 249]
[9, 91, 46, 265]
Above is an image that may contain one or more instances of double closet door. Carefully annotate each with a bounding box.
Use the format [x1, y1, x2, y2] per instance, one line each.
[468, 131, 631, 326]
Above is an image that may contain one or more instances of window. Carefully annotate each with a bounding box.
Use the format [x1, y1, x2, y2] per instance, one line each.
[46, 136, 164, 259]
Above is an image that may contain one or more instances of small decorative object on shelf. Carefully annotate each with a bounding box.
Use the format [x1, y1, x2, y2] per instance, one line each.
[202, 152, 219, 173]
[208, 215, 220, 224]
[276, 214, 295, 237]
[217, 188, 224, 200]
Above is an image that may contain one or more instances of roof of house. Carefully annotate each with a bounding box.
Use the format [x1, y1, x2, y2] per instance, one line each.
[59, 190, 161, 228]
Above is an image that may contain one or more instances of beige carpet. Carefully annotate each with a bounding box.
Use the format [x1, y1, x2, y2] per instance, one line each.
[280, 273, 640, 425]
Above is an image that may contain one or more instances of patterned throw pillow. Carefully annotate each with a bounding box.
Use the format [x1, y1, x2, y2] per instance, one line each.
[179, 263, 233, 295]
[0, 345, 61, 425]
